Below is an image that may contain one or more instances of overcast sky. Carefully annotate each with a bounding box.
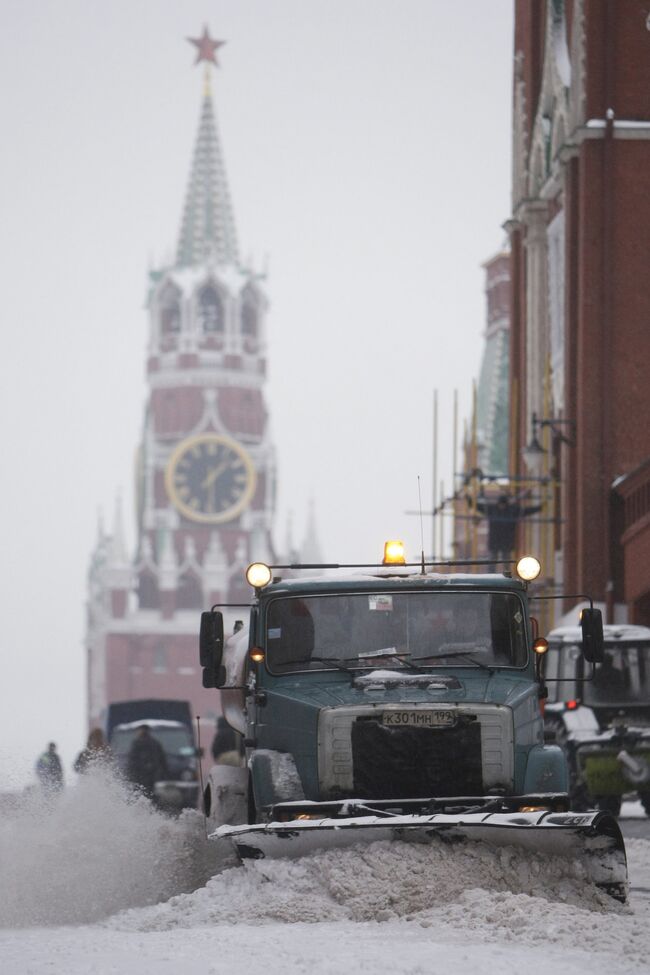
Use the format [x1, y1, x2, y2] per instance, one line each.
[0, 0, 513, 785]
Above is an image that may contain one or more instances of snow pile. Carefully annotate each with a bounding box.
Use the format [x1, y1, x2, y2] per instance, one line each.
[0, 770, 219, 928]
[109, 836, 626, 934]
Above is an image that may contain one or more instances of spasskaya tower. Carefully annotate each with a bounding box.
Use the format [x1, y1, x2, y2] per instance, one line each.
[86, 28, 275, 729]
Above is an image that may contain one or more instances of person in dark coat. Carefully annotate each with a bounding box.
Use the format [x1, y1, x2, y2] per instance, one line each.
[474, 492, 542, 565]
[74, 728, 113, 774]
[126, 725, 168, 798]
[35, 742, 64, 793]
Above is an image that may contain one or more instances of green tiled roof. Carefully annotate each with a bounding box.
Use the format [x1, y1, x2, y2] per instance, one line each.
[476, 327, 510, 477]
[176, 90, 239, 268]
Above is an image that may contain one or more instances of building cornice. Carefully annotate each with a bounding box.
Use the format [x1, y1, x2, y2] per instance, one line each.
[512, 119, 650, 214]
[148, 366, 266, 391]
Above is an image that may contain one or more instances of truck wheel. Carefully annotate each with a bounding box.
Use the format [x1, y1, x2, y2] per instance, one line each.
[205, 766, 248, 830]
[248, 770, 262, 823]
[595, 795, 622, 816]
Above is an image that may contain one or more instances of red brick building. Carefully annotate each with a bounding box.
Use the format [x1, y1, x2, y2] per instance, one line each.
[86, 35, 275, 732]
[507, 0, 650, 624]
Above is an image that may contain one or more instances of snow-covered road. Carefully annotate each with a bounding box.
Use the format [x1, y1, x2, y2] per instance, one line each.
[2, 774, 650, 974]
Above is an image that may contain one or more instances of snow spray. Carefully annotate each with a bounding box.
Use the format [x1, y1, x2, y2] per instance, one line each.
[0, 768, 220, 927]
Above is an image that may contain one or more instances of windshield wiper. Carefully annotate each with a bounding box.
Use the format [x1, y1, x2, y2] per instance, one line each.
[380, 654, 435, 672]
[355, 647, 428, 671]
[417, 647, 495, 673]
[297, 655, 355, 674]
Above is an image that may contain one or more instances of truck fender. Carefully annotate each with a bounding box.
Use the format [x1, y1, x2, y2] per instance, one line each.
[204, 764, 249, 830]
[249, 750, 306, 811]
[523, 744, 568, 793]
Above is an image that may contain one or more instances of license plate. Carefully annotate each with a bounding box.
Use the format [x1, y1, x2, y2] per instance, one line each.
[382, 710, 456, 728]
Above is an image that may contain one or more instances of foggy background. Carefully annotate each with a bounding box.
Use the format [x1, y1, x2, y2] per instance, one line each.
[0, 0, 513, 785]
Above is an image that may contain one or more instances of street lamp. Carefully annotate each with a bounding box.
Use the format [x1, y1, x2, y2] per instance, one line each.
[522, 412, 575, 475]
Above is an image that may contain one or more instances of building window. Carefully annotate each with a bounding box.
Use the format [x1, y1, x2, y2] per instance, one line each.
[547, 210, 565, 412]
[177, 571, 203, 610]
[138, 570, 159, 609]
[241, 296, 257, 337]
[160, 284, 181, 335]
[198, 285, 223, 333]
[153, 645, 168, 673]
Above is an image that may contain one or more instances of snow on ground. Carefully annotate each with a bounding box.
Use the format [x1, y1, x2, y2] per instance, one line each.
[2, 773, 650, 974]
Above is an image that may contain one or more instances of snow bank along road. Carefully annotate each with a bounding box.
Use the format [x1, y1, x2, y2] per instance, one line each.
[1, 773, 650, 974]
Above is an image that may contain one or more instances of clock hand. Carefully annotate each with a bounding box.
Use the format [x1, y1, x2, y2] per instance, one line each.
[201, 459, 229, 490]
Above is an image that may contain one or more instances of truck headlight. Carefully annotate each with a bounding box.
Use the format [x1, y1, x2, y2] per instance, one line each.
[516, 556, 541, 581]
[246, 562, 272, 588]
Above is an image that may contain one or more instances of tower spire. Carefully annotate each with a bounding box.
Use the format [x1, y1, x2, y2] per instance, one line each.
[176, 27, 239, 268]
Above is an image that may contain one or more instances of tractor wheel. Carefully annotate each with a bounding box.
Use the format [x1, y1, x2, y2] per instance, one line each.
[595, 795, 622, 817]
[568, 785, 591, 813]
[639, 791, 650, 817]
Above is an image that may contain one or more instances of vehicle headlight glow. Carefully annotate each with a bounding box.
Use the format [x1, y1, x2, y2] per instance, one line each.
[516, 555, 541, 582]
[246, 562, 272, 588]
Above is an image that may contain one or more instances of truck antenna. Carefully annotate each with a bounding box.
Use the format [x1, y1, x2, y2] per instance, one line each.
[195, 715, 208, 838]
[417, 475, 426, 573]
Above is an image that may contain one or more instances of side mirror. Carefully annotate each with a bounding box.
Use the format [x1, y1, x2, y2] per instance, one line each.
[581, 608, 604, 663]
[200, 611, 225, 687]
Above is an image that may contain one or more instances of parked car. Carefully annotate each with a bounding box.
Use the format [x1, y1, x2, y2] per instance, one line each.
[106, 699, 201, 811]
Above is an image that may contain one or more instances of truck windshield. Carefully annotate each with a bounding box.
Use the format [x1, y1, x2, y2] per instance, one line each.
[583, 643, 650, 707]
[265, 591, 527, 673]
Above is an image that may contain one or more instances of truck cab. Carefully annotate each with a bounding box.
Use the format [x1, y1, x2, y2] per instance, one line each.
[200, 551, 603, 828]
[544, 624, 650, 815]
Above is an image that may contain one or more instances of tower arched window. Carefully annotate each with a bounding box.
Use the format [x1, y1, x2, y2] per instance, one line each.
[198, 285, 224, 334]
[241, 293, 258, 338]
[177, 571, 203, 610]
[160, 283, 181, 335]
[138, 570, 160, 609]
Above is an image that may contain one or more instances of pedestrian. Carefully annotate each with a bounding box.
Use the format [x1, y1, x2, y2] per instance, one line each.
[74, 727, 113, 774]
[35, 742, 64, 793]
[125, 724, 168, 798]
[211, 716, 244, 766]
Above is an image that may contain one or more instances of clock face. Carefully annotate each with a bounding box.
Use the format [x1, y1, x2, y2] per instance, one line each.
[165, 434, 256, 524]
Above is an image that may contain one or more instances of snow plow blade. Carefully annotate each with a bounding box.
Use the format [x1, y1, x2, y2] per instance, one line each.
[214, 795, 628, 902]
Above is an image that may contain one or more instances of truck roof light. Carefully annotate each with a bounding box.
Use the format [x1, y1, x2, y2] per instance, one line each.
[383, 540, 406, 565]
[516, 555, 541, 582]
[246, 562, 272, 588]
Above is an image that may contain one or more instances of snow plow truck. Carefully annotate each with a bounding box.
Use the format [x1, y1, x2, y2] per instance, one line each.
[544, 623, 650, 816]
[198, 544, 628, 901]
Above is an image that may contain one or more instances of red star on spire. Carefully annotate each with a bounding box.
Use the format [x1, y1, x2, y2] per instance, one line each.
[187, 25, 226, 67]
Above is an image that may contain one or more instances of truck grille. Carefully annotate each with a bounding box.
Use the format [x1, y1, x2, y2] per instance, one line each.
[318, 704, 514, 799]
[351, 718, 482, 798]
